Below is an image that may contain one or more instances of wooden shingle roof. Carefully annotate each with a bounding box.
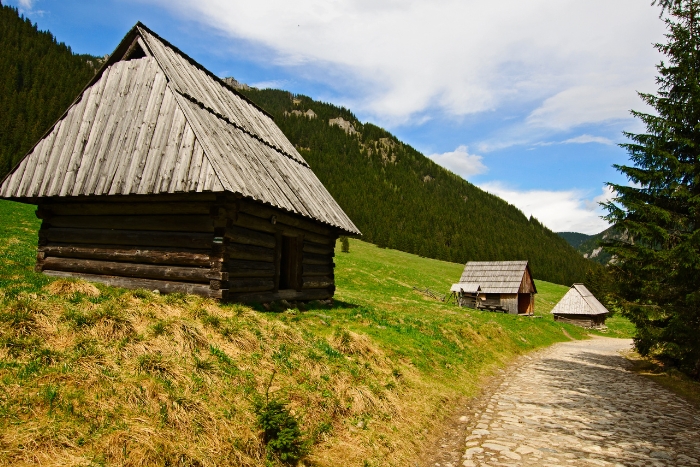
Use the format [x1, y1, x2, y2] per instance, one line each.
[551, 284, 609, 316]
[457, 260, 535, 294]
[0, 23, 360, 235]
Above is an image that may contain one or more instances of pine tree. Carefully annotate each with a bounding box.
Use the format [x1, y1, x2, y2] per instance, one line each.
[603, 0, 700, 378]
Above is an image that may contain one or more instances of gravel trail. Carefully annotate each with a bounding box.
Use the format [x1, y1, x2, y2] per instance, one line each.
[444, 337, 700, 467]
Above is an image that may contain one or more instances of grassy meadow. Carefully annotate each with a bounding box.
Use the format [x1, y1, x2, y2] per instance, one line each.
[0, 199, 631, 467]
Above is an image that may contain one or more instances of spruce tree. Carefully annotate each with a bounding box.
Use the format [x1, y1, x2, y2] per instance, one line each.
[603, 0, 700, 377]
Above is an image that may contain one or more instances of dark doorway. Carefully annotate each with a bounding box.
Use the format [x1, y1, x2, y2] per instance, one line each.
[518, 293, 531, 314]
[279, 236, 300, 290]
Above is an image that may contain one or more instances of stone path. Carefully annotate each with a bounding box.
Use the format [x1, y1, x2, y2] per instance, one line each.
[452, 337, 700, 467]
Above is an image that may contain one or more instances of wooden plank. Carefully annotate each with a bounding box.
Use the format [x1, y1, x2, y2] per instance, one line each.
[45, 201, 210, 216]
[225, 225, 275, 248]
[43, 270, 221, 298]
[303, 241, 335, 255]
[122, 68, 169, 194]
[239, 199, 331, 235]
[105, 58, 160, 195]
[226, 278, 275, 293]
[42, 227, 214, 249]
[185, 140, 205, 192]
[47, 214, 214, 232]
[154, 98, 188, 193]
[227, 287, 332, 303]
[136, 85, 178, 194]
[302, 276, 334, 289]
[303, 252, 333, 265]
[170, 123, 197, 193]
[39, 245, 210, 266]
[231, 212, 332, 244]
[42, 257, 218, 283]
[71, 63, 126, 196]
[303, 264, 333, 276]
[227, 259, 275, 278]
[226, 243, 274, 262]
[60, 66, 113, 196]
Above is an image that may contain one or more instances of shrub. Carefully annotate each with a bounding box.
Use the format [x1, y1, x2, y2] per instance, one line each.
[254, 399, 308, 464]
[340, 236, 350, 253]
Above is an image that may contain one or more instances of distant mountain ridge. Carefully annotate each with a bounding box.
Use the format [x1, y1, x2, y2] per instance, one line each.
[0, 5, 596, 285]
[557, 227, 618, 265]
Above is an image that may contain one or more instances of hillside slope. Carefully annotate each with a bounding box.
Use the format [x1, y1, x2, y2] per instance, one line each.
[0, 4, 99, 176]
[558, 227, 617, 265]
[0, 198, 597, 467]
[240, 89, 596, 284]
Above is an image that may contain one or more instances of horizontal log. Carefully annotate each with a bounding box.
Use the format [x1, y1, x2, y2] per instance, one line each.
[227, 287, 333, 304]
[226, 279, 275, 293]
[231, 212, 333, 245]
[302, 276, 334, 290]
[227, 259, 276, 278]
[303, 264, 333, 276]
[226, 243, 274, 262]
[238, 200, 332, 235]
[47, 215, 214, 233]
[303, 252, 333, 265]
[225, 225, 275, 248]
[41, 228, 214, 249]
[39, 245, 211, 266]
[43, 270, 223, 298]
[42, 202, 212, 217]
[42, 257, 220, 283]
[303, 242, 335, 255]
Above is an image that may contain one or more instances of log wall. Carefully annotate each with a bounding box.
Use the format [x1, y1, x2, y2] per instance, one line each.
[35, 194, 339, 303]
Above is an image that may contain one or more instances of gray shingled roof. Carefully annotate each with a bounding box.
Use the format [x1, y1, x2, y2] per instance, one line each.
[456, 260, 535, 294]
[551, 284, 609, 316]
[0, 24, 360, 236]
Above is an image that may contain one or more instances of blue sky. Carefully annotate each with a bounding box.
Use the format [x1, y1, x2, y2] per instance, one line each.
[7, 0, 667, 234]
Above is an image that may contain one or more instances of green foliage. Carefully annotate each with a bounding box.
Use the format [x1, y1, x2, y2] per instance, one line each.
[340, 235, 350, 253]
[254, 399, 308, 464]
[240, 88, 597, 285]
[0, 5, 98, 177]
[603, 1, 700, 378]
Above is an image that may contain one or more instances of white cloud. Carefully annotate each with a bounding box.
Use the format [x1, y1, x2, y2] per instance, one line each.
[479, 182, 612, 234]
[562, 135, 614, 145]
[18, 0, 34, 8]
[428, 145, 487, 178]
[533, 134, 615, 147]
[135, 0, 665, 127]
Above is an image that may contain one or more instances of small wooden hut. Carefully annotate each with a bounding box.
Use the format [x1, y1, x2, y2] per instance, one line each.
[451, 261, 536, 314]
[551, 284, 609, 327]
[0, 23, 360, 303]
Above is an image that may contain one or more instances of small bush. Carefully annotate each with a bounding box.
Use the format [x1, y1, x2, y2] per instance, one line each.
[255, 399, 308, 464]
[340, 236, 350, 253]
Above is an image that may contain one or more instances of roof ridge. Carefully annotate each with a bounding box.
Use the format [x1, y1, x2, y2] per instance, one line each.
[175, 90, 309, 168]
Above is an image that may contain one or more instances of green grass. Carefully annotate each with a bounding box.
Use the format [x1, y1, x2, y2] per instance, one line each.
[0, 199, 636, 467]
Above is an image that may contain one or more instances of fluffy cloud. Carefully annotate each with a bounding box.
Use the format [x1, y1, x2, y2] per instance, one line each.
[562, 135, 614, 145]
[135, 0, 665, 127]
[428, 145, 487, 178]
[479, 182, 613, 234]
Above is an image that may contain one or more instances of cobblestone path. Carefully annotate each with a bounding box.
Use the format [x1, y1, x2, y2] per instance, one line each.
[456, 337, 700, 467]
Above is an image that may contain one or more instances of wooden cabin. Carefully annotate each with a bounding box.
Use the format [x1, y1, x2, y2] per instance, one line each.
[551, 284, 609, 327]
[0, 23, 360, 303]
[451, 261, 536, 314]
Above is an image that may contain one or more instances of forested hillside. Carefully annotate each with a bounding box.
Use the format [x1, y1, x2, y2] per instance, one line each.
[558, 228, 615, 265]
[0, 4, 594, 285]
[240, 89, 596, 284]
[0, 3, 99, 176]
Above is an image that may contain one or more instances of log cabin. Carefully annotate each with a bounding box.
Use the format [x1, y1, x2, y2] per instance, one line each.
[0, 23, 360, 303]
[551, 284, 609, 327]
[451, 261, 536, 314]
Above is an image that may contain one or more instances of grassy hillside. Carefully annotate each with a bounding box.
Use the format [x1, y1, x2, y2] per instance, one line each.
[0, 199, 634, 466]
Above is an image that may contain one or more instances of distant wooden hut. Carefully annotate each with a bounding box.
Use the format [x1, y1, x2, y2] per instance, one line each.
[551, 284, 609, 327]
[451, 261, 536, 314]
[0, 23, 360, 303]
